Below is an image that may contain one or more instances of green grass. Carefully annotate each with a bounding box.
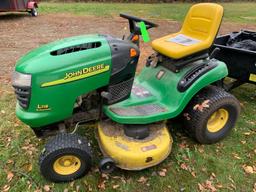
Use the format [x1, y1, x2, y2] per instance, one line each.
[0, 83, 256, 191]
[39, 2, 256, 23]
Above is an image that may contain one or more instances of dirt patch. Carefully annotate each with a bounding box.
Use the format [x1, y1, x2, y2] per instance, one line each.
[0, 13, 255, 83]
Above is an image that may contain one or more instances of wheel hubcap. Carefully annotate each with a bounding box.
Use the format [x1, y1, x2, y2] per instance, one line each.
[207, 108, 229, 133]
[53, 155, 81, 175]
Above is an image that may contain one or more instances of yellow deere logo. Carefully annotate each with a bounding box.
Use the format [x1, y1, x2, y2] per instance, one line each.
[41, 64, 110, 87]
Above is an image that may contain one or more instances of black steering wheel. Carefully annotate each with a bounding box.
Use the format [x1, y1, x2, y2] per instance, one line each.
[120, 13, 158, 34]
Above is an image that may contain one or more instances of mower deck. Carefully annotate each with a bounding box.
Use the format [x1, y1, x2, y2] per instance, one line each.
[97, 120, 172, 170]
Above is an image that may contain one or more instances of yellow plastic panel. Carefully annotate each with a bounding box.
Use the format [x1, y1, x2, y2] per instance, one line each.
[249, 74, 256, 82]
[151, 3, 223, 59]
[97, 121, 172, 170]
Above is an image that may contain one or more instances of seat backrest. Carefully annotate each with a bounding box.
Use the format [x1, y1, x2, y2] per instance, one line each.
[181, 3, 223, 43]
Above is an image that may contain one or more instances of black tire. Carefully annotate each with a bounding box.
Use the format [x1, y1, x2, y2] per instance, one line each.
[31, 7, 38, 17]
[39, 133, 92, 182]
[182, 85, 240, 144]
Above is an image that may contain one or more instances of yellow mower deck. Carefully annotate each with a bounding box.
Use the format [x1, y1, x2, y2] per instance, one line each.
[97, 120, 172, 170]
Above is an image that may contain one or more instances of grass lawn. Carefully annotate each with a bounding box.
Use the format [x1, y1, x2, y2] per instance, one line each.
[1, 83, 255, 191]
[39, 2, 256, 23]
[0, 2, 256, 192]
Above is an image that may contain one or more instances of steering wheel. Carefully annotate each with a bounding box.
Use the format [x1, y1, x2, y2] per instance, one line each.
[120, 13, 158, 31]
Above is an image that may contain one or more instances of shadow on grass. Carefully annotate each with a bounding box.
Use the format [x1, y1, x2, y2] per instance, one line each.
[0, 12, 30, 21]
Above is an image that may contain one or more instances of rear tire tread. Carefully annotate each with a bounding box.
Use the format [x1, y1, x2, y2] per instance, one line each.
[182, 85, 240, 144]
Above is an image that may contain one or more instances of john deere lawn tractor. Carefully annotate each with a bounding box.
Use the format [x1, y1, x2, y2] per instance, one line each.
[12, 3, 240, 182]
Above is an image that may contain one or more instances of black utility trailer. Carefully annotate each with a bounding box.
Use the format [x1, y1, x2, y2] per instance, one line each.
[212, 30, 256, 90]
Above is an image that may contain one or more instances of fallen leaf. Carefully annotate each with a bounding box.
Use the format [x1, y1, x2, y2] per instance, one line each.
[7, 159, 14, 165]
[228, 175, 235, 184]
[22, 163, 33, 172]
[6, 171, 14, 182]
[198, 183, 205, 191]
[198, 180, 217, 192]
[158, 170, 166, 177]
[112, 185, 120, 189]
[243, 132, 251, 136]
[210, 172, 216, 180]
[232, 153, 241, 160]
[179, 142, 188, 149]
[2, 185, 10, 192]
[191, 171, 196, 178]
[43, 185, 50, 192]
[229, 183, 236, 190]
[198, 146, 204, 153]
[180, 163, 188, 170]
[76, 185, 80, 192]
[69, 181, 75, 188]
[98, 180, 106, 190]
[193, 100, 210, 112]
[243, 165, 254, 174]
[201, 167, 207, 172]
[101, 173, 109, 180]
[14, 123, 18, 128]
[137, 176, 148, 184]
[215, 183, 223, 189]
[27, 163, 33, 172]
[205, 180, 217, 192]
[27, 181, 32, 189]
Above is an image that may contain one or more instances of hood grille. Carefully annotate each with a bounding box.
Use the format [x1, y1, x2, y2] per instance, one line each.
[13, 86, 31, 109]
[50, 42, 101, 56]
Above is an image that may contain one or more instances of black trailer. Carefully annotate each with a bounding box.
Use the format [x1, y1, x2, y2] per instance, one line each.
[212, 30, 256, 90]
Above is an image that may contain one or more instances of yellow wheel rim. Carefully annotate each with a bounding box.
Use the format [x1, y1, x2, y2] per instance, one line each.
[53, 155, 81, 175]
[207, 108, 229, 133]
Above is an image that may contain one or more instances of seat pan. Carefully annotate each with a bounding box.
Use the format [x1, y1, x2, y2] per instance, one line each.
[151, 3, 223, 60]
[151, 32, 211, 59]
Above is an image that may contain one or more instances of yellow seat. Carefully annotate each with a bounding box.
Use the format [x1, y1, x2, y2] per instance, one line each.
[151, 3, 223, 59]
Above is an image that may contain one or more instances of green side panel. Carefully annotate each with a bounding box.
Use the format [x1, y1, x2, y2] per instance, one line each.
[104, 60, 228, 124]
[15, 34, 112, 128]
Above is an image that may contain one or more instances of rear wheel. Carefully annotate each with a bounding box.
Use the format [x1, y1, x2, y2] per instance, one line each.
[182, 86, 240, 144]
[39, 133, 92, 182]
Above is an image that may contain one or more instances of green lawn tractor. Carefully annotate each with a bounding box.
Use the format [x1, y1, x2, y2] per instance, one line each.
[12, 3, 240, 182]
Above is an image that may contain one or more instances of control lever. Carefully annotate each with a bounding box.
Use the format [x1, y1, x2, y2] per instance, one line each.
[210, 48, 220, 59]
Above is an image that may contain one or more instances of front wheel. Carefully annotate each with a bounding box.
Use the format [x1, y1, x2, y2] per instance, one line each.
[39, 133, 92, 182]
[30, 7, 38, 17]
[182, 86, 240, 144]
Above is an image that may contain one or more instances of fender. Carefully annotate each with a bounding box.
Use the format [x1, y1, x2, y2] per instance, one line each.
[104, 59, 229, 124]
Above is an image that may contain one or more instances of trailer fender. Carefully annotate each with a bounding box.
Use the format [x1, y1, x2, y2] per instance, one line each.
[27, 2, 38, 9]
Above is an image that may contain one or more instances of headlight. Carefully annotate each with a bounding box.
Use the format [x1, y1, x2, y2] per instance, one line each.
[12, 71, 32, 87]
